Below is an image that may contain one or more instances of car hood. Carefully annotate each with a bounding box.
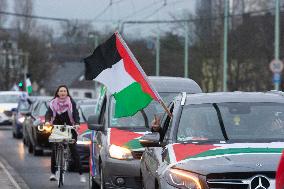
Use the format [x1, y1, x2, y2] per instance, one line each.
[0, 103, 18, 111]
[109, 128, 150, 150]
[167, 142, 284, 175]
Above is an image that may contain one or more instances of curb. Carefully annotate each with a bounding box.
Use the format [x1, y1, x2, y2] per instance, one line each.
[0, 156, 30, 189]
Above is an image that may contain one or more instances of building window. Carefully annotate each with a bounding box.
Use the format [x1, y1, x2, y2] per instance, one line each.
[85, 92, 92, 98]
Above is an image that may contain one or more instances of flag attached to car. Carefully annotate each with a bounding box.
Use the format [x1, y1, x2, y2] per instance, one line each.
[84, 32, 160, 118]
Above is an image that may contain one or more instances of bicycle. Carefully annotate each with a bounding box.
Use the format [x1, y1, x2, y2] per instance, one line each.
[48, 124, 76, 188]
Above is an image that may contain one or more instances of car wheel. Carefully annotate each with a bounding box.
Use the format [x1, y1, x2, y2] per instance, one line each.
[33, 147, 43, 156]
[155, 180, 160, 189]
[28, 141, 33, 153]
[89, 172, 99, 189]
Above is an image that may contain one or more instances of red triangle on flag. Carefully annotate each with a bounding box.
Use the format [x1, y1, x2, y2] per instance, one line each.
[173, 143, 218, 162]
[110, 128, 143, 147]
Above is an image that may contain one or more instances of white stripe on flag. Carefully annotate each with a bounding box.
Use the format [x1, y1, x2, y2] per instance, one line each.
[95, 59, 135, 94]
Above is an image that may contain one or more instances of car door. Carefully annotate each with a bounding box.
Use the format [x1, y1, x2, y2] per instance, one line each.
[143, 104, 174, 189]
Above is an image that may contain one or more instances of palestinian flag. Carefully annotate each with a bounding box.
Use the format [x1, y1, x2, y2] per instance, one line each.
[276, 151, 284, 189]
[25, 78, 32, 94]
[84, 32, 160, 118]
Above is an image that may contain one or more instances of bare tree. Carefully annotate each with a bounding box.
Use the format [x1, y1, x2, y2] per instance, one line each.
[13, 0, 35, 33]
[0, 0, 7, 27]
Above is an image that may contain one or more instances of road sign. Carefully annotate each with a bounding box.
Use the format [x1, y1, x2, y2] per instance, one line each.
[270, 59, 284, 73]
[273, 73, 281, 83]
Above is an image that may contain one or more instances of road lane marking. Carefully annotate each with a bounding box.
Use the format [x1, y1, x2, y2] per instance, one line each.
[0, 160, 21, 189]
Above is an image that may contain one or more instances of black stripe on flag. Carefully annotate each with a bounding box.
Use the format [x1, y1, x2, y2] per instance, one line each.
[83, 34, 122, 80]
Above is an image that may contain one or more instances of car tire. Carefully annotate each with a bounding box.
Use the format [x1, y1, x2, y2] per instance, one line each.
[33, 147, 43, 156]
[28, 141, 33, 153]
[89, 172, 99, 189]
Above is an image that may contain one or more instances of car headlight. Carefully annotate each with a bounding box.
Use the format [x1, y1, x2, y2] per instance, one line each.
[37, 125, 53, 132]
[109, 144, 133, 160]
[18, 117, 25, 123]
[165, 168, 202, 189]
[77, 136, 91, 145]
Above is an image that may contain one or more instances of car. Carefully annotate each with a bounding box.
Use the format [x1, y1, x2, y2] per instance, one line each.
[24, 96, 52, 156]
[68, 99, 97, 171]
[88, 76, 202, 189]
[140, 91, 284, 189]
[0, 91, 28, 125]
[12, 96, 33, 138]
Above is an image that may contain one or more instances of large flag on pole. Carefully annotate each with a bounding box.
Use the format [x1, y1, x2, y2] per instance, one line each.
[84, 32, 161, 118]
[25, 78, 32, 94]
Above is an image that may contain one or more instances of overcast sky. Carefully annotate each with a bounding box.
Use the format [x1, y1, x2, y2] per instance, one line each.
[30, 0, 196, 37]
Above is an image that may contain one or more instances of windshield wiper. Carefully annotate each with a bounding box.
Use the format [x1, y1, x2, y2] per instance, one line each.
[213, 103, 229, 141]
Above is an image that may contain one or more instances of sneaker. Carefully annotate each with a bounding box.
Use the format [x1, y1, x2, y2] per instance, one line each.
[49, 174, 57, 181]
[80, 175, 86, 183]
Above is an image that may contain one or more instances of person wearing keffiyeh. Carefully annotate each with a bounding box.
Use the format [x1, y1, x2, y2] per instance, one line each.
[45, 85, 86, 183]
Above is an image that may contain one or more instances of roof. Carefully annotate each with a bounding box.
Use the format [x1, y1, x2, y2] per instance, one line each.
[45, 62, 85, 92]
[148, 76, 202, 93]
[184, 91, 284, 104]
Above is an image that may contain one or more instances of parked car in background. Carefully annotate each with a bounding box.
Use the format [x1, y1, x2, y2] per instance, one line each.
[140, 92, 284, 189]
[12, 96, 32, 138]
[69, 99, 97, 171]
[0, 91, 28, 125]
[88, 76, 202, 189]
[24, 96, 52, 156]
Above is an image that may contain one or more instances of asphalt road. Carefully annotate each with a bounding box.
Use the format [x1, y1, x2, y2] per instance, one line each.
[0, 126, 89, 189]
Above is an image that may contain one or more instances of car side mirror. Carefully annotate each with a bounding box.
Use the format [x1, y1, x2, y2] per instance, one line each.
[25, 112, 32, 116]
[88, 123, 104, 131]
[139, 132, 161, 147]
[11, 108, 17, 112]
[87, 115, 99, 125]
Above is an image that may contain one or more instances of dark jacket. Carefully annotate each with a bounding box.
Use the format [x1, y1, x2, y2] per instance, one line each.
[45, 98, 80, 125]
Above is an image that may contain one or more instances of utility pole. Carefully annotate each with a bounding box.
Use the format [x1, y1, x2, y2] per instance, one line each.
[184, 22, 189, 78]
[274, 0, 281, 90]
[223, 0, 229, 92]
[24, 52, 29, 88]
[156, 33, 160, 76]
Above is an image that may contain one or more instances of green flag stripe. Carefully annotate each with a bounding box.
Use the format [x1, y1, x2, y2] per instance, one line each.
[185, 148, 284, 160]
[113, 82, 152, 118]
[124, 138, 143, 149]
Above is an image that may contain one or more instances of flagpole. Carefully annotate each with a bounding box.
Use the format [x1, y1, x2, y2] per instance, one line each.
[115, 31, 172, 118]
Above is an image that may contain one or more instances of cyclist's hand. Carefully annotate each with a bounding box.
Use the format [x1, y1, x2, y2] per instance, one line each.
[74, 124, 80, 131]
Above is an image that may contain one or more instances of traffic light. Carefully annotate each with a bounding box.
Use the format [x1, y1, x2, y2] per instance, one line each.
[18, 82, 23, 87]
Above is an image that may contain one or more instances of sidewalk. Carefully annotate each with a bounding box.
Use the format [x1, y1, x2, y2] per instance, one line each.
[0, 157, 29, 189]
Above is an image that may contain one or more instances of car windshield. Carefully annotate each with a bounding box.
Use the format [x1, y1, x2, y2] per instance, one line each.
[177, 102, 284, 142]
[109, 92, 178, 128]
[35, 102, 48, 116]
[0, 94, 19, 103]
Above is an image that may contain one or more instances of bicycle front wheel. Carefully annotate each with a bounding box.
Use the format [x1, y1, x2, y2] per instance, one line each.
[56, 146, 64, 187]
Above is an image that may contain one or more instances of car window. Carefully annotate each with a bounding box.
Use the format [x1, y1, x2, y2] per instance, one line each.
[37, 102, 48, 116]
[18, 100, 30, 112]
[80, 105, 96, 121]
[0, 94, 19, 103]
[177, 102, 284, 142]
[110, 96, 145, 128]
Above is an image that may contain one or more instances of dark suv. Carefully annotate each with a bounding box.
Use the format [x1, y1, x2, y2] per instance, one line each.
[140, 92, 284, 189]
[88, 76, 202, 189]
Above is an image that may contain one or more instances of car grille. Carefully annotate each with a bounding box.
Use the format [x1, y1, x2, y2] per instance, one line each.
[206, 172, 274, 189]
[132, 151, 144, 159]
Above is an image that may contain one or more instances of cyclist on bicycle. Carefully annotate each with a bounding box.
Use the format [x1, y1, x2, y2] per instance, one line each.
[45, 85, 86, 183]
